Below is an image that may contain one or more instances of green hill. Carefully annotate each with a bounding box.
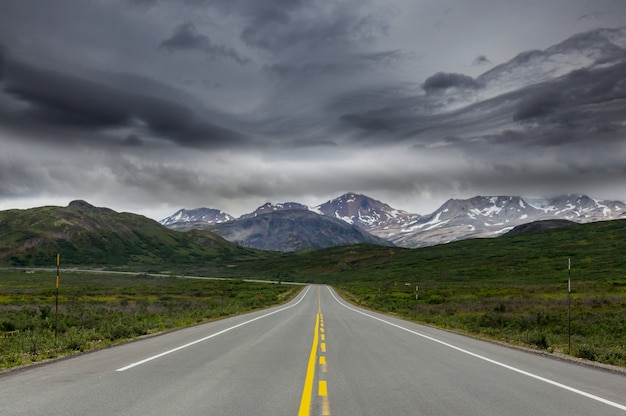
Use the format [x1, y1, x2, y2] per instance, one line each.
[247, 219, 626, 283]
[0, 200, 267, 268]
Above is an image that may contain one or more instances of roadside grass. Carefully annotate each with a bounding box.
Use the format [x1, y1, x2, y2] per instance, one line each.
[336, 280, 626, 367]
[0, 270, 299, 370]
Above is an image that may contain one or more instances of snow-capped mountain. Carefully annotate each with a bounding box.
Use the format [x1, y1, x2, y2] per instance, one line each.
[312, 193, 420, 230]
[159, 208, 234, 229]
[385, 195, 626, 247]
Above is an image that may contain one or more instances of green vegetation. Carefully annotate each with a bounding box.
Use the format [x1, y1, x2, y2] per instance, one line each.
[244, 220, 626, 367]
[0, 270, 299, 370]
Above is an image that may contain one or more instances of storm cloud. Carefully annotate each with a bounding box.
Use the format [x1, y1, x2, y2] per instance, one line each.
[422, 72, 482, 93]
[0, 52, 247, 149]
[159, 22, 251, 66]
[234, 0, 391, 52]
[0, 0, 625, 220]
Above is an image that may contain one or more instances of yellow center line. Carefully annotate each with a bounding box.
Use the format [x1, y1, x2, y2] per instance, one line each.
[320, 382, 331, 416]
[300, 287, 331, 416]
[298, 312, 320, 416]
[318, 380, 328, 396]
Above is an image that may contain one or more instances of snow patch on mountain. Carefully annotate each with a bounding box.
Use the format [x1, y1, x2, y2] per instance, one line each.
[159, 208, 234, 228]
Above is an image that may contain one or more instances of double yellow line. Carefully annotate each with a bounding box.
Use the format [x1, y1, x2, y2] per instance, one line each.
[298, 288, 330, 416]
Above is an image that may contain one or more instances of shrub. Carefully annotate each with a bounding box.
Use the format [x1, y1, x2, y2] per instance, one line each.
[478, 311, 508, 329]
[574, 345, 597, 361]
[524, 330, 549, 349]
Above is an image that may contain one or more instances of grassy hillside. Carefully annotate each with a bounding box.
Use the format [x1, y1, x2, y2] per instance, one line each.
[0, 201, 273, 268]
[248, 219, 626, 283]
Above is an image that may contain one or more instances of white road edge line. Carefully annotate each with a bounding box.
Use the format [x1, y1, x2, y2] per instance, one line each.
[327, 286, 626, 412]
[116, 286, 311, 372]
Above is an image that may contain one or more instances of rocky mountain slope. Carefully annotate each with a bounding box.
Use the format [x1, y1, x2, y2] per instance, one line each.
[238, 202, 309, 220]
[209, 209, 393, 252]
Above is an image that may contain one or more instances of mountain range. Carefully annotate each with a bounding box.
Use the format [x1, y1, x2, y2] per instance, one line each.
[160, 193, 626, 249]
[1, 193, 624, 265]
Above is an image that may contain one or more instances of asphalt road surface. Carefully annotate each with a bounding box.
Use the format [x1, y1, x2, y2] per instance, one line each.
[1, 286, 625, 415]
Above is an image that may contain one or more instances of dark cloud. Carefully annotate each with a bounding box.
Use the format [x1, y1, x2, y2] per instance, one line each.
[327, 86, 429, 140]
[472, 55, 492, 66]
[446, 65, 626, 171]
[513, 90, 563, 121]
[0, 43, 5, 81]
[577, 11, 603, 21]
[0, 55, 248, 149]
[422, 72, 481, 93]
[339, 111, 395, 133]
[514, 62, 626, 124]
[262, 62, 343, 81]
[231, 0, 390, 52]
[262, 49, 413, 82]
[124, 0, 157, 9]
[5, 65, 129, 128]
[357, 49, 416, 65]
[0, 160, 43, 198]
[159, 22, 251, 65]
[122, 134, 143, 147]
[160, 22, 208, 50]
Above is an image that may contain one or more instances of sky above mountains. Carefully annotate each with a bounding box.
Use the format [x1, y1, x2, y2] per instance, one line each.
[1, 0, 625, 220]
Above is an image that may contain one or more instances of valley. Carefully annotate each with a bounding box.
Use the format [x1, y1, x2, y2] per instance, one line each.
[1, 200, 625, 370]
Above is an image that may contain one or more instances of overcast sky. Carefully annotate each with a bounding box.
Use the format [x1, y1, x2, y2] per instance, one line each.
[1, 0, 625, 220]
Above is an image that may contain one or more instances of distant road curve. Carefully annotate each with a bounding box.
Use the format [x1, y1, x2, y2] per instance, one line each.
[1, 266, 306, 285]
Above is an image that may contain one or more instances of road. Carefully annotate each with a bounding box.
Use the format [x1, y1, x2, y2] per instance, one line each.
[1, 286, 625, 415]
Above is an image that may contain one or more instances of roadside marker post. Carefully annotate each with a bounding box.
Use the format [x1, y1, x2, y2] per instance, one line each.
[55, 253, 60, 343]
[568, 258, 571, 355]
